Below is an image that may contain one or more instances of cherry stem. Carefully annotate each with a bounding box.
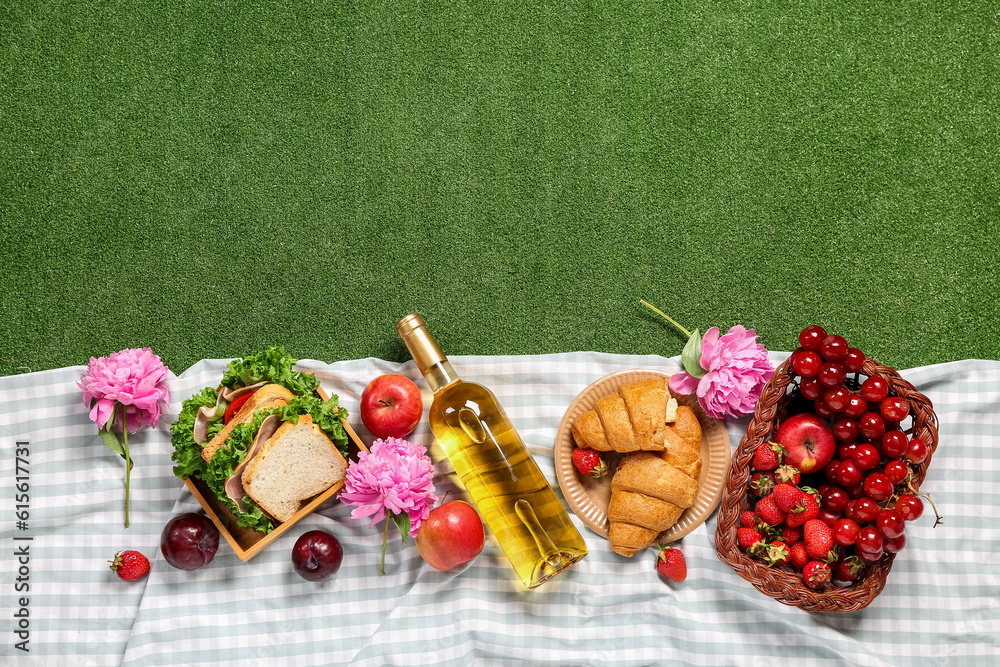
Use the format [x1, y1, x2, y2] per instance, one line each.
[921, 492, 944, 528]
[640, 300, 692, 338]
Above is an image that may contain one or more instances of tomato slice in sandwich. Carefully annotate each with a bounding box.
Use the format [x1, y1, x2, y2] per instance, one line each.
[224, 390, 257, 424]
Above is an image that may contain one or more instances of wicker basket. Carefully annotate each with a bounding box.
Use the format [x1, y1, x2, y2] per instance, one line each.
[715, 357, 939, 613]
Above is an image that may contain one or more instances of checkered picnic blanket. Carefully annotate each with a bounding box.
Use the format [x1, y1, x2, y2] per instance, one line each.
[1, 352, 996, 666]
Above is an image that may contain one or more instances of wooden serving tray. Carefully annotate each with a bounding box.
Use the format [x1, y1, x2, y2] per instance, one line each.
[182, 386, 367, 562]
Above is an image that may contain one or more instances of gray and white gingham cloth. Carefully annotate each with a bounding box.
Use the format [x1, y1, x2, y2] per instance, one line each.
[1, 352, 996, 666]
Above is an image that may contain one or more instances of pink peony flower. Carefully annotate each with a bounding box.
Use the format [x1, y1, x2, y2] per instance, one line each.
[340, 436, 438, 573]
[77, 347, 170, 528]
[78, 347, 170, 433]
[668, 325, 774, 419]
[341, 437, 437, 535]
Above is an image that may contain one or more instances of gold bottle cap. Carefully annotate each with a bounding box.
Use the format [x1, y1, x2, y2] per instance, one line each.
[396, 313, 446, 374]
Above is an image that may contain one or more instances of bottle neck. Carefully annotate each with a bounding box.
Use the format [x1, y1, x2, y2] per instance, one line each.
[421, 359, 460, 393]
[396, 312, 461, 394]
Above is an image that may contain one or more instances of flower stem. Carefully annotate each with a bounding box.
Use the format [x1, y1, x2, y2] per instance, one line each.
[380, 517, 389, 575]
[640, 300, 692, 338]
[121, 404, 132, 528]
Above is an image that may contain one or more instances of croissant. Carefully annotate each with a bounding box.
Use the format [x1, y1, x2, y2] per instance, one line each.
[572, 378, 679, 453]
[609, 450, 700, 556]
[570, 377, 704, 557]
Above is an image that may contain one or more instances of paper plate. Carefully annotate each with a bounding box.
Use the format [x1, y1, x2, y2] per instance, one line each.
[554, 369, 732, 545]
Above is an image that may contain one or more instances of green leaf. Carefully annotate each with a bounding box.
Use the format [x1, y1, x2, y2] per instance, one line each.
[170, 386, 221, 479]
[220, 346, 320, 396]
[99, 427, 126, 458]
[392, 511, 411, 544]
[682, 329, 707, 378]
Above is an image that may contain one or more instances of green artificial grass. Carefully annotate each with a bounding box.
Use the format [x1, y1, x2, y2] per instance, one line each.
[2, 1, 998, 377]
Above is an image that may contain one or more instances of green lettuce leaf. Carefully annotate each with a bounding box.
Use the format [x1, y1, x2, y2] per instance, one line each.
[220, 345, 320, 396]
[170, 386, 223, 479]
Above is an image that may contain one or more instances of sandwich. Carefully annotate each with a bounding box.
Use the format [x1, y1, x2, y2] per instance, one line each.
[171, 346, 349, 533]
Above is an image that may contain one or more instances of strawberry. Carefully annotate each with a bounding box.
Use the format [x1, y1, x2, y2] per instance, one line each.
[785, 493, 820, 528]
[780, 526, 803, 545]
[749, 471, 776, 497]
[803, 519, 835, 560]
[789, 541, 810, 570]
[571, 447, 609, 478]
[803, 560, 832, 589]
[834, 555, 866, 583]
[752, 441, 785, 471]
[754, 494, 786, 527]
[737, 527, 764, 553]
[109, 550, 150, 581]
[774, 464, 801, 486]
[740, 510, 757, 528]
[763, 540, 790, 567]
[771, 483, 805, 512]
[655, 544, 687, 582]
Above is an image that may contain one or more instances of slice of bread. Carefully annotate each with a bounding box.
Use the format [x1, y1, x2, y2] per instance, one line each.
[201, 384, 296, 462]
[241, 414, 347, 523]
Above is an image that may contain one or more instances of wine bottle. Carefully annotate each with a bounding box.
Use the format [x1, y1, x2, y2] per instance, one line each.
[397, 313, 587, 588]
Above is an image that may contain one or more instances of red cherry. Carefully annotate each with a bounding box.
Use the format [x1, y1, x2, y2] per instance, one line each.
[833, 415, 859, 441]
[837, 441, 858, 460]
[880, 397, 910, 422]
[896, 494, 924, 521]
[814, 400, 835, 418]
[818, 362, 847, 388]
[860, 377, 889, 402]
[799, 325, 827, 352]
[824, 459, 841, 485]
[857, 526, 884, 552]
[818, 509, 841, 528]
[836, 460, 864, 487]
[863, 472, 894, 501]
[824, 386, 852, 413]
[843, 394, 868, 418]
[846, 482, 868, 499]
[833, 518, 861, 546]
[884, 460, 910, 485]
[905, 438, 929, 464]
[821, 486, 850, 514]
[883, 533, 907, 553]
[819, 335, 849, 362]
[852, 497, 881, 522]
[858, 412, 886, 439]
[799, 377, 823, 400]
[876, 508, 906, 539]
[843, 348, 866, 373]
[881, 430, 909, 458]
[792, 350, 823, 378]
[858, 546, 885, 562]
[851, 443, 881, 470]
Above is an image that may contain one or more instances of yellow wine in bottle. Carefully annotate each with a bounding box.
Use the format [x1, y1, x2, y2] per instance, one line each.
[397, 313, 587, 589]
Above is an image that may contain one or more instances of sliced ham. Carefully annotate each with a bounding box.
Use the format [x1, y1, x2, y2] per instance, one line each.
[193, 381, 267, 445]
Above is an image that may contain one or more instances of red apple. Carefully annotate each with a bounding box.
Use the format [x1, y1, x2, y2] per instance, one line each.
[776, 413, 836, 474]
[360, 374, 423, 439]
[416, 500, 486, 571]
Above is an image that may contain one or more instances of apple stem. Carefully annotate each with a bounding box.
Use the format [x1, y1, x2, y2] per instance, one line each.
[380, 517, 389, 575]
